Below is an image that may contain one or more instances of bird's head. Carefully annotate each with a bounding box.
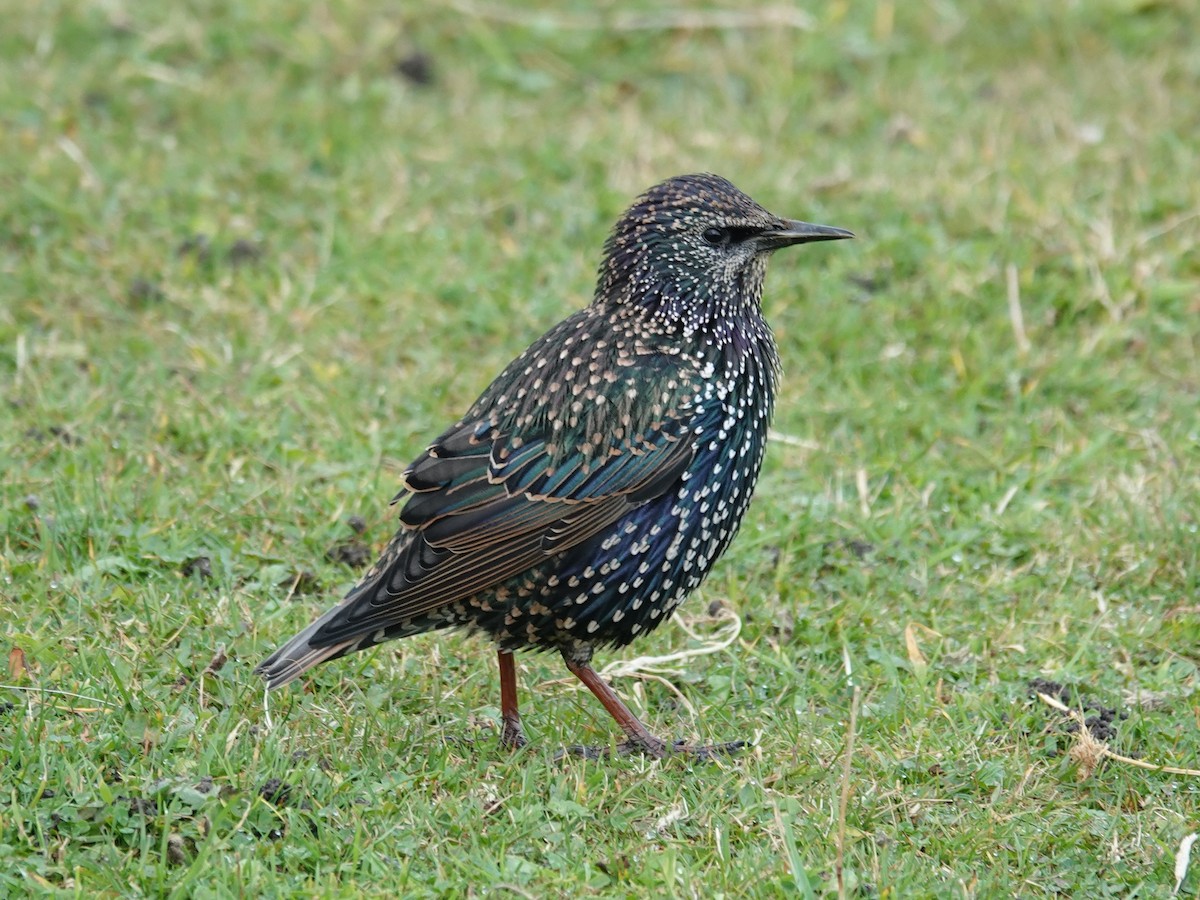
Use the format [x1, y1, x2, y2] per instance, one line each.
[595, 173, 852, 332]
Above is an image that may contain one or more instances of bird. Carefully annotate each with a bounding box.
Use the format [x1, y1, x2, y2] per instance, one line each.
[255, 173, 852, 758]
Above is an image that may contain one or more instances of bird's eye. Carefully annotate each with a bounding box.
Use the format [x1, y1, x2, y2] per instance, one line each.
[701, 226, 731, 247]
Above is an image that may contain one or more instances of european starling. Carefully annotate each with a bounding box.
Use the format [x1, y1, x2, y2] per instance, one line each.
[256, 174, 852, 757]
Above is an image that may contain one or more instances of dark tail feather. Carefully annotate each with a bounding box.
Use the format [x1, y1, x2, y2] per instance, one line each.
[254, 610, 365, 689]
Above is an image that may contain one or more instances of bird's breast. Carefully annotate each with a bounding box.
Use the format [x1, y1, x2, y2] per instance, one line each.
[527, 346, 777, 648]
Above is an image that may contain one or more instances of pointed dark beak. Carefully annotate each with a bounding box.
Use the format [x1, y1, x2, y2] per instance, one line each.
[759, 219, 855, 250]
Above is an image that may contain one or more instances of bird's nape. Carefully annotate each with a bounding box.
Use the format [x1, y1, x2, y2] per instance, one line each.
[255, 173, 853, 760]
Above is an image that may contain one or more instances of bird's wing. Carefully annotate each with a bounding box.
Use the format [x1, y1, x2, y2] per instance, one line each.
[305, 413, 699, 647]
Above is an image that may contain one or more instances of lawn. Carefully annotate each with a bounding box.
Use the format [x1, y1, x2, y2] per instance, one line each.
[2, 1, 1198, 896]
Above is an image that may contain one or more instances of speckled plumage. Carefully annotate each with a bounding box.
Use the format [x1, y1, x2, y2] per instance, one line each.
[256, 174, 852, 757]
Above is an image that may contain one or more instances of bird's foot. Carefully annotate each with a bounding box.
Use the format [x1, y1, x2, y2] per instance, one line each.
[556, 737, 747, 762]
[673, 739, 748, 762]
[499, 716, 528, 751]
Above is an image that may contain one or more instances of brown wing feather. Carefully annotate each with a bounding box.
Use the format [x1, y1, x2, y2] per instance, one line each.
[303, 418, 695, 647]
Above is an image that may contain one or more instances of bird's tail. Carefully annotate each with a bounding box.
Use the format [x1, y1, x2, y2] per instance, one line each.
[254, 608, 366, 690]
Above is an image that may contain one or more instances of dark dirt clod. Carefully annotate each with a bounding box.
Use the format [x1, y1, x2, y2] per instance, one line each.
[126, 796, 157, 817]
[1088, 716, 1119, 742]
[327, 541, 371, 568]
[194, 776, 214, 794]
[1029, 678, 1125, 743]
[23, 495, 40, 511]
[846, 539, 875, 559]
[182, 556, 212, 579]
[1068, 709, 1121, 743]
[129, 277, 165, 305]
[202, 646, 228, 676]
[177, 234, 213, 263]
[394, 51, 435, 86]
[259, 778, 292, 806]
[1028, 678, 1070, 704]
[48, 426, 82, 446]
[346, 515, 367, 534]
[820, 537, 876, 563]
[227, 238, 263, 266]
[166, 833, 187, 865]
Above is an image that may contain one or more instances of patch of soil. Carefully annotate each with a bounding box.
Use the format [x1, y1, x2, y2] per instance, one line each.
[394, 51, 435, 86]
[1028, 678, 1127, 743]
[182, 556, 212, 579]
[326, 540, 371, 568]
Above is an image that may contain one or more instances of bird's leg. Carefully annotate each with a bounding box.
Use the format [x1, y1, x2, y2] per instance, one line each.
[560, 654, 749, 762]
[563, 657, 669, 759]
[497, 649, 528, 750]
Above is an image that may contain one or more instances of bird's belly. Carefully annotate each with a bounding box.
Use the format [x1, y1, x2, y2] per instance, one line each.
[482, 409, 769, 652]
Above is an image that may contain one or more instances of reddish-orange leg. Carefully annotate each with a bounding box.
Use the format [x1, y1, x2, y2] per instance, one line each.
[564, 658, 669, 757]
[497, 650, 527, 749]
[563, 657, 747, 761]
[498, 649, 745, 760]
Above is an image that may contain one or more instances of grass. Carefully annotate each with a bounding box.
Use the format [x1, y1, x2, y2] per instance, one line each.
[2, 0, 1199, 895]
